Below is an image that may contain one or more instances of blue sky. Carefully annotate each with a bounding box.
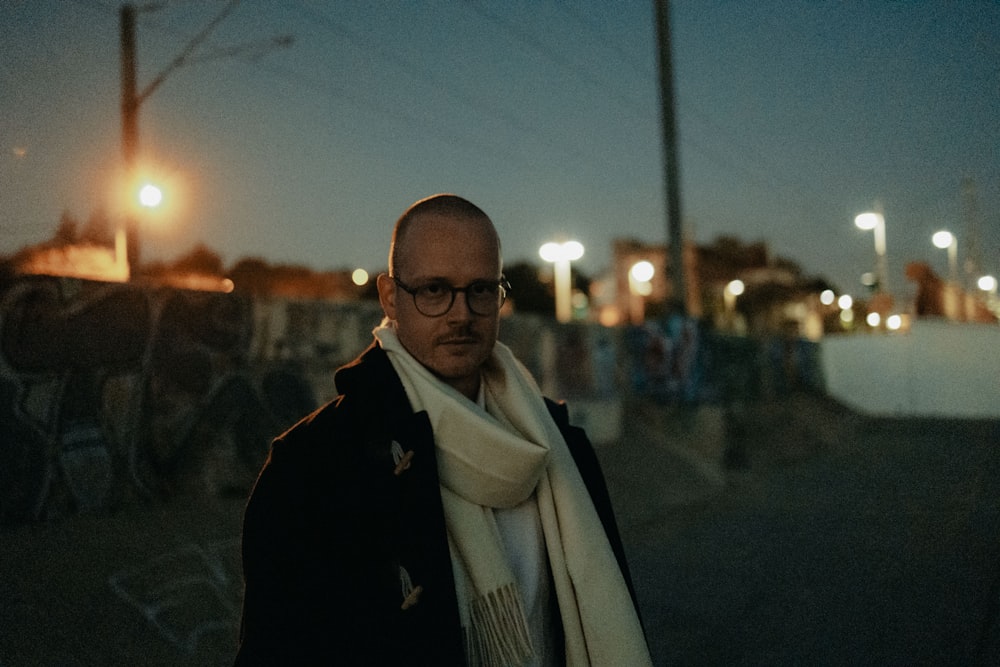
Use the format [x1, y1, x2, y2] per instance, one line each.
[2, 1, 998, 297]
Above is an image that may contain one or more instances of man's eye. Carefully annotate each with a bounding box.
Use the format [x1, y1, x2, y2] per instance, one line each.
[469, 282, 494, 296]
[419, 283, 449, 297]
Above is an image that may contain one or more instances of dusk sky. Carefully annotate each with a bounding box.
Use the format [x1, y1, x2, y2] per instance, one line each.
[3, 1, 998, 297]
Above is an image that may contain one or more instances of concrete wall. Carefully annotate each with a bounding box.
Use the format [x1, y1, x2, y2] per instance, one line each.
[0, 277, 645, 523]
[0, 275, 819, 524]
[820, 319, 1000, 418]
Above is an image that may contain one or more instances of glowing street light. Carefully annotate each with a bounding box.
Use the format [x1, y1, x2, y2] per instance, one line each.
[630, 260, 655, 287]
[838, 293, 855, 327]
[352, 268, 369, 286]
[855, 211, 888, 293]
[628, 260, 655, 323]
[138, 182, 163, 208]
[723, 279, 744, 331]
[979, 274, 999, 315]
[724, 279, 744, 303]
[539, 240, 584, 323]
[931, 230, 959, 283]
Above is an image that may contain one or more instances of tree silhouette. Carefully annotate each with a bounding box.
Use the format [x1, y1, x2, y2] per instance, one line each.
[503, 261, 555, 314]
[170, 244, 224, 275]
[52, 211, 79, 247]
[228, 257, 271, 295]
[79, 207, 114, 247]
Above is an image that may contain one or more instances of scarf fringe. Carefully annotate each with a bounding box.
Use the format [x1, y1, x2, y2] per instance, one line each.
[464, 583, 534, 667]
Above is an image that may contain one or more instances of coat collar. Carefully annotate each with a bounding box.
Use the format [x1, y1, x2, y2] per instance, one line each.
[336, 342, 402, 397]
[334, 341, 417, 429]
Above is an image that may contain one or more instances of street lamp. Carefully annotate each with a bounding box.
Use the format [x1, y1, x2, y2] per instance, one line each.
[724, 279, 744, 331]
[138, 182, 163, 208]
[539, 240, 584, 323]
[628, 260, 654, 324]
[854, 211, 888, 293]
[979, 274, 999, 315]
[932, 230, 958, 283]
[838, 294, 855, 327]
[352, 268, 369, 286]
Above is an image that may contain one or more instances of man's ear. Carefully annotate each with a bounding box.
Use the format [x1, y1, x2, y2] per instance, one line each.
[376, 273, 397, 319]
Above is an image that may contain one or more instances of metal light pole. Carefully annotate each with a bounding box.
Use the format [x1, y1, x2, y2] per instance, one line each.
[932, 230, 959, 283]
[628, 260, 654, 324]
[540, 241, 584, 323]
[854, 210, 888, 294]
[724, 279, 744, 332]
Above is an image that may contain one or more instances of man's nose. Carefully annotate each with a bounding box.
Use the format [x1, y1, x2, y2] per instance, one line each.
[446, 290, 474, 320]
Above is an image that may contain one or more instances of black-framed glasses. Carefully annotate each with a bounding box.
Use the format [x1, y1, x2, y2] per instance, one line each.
[393, 276, 511, 317]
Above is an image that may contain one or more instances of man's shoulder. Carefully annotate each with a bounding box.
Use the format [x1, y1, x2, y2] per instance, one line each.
[544, 396, 605, 483]
[543, 396, 571, 426]
[544, 397, 587, 446]
[273, 394, 351, 449]
[271, 344, 405, 455]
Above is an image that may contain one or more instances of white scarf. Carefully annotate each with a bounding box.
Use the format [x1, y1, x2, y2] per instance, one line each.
[374, 324, 652, 667]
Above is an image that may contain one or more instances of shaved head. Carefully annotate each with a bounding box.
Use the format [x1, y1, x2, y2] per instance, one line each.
[388, 194, 501, 277]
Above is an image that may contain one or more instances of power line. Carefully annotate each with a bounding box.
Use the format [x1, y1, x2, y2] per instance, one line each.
[463, 1, 651, 122]
[550, 1, 847, 220]
[270, 1, 598, 166]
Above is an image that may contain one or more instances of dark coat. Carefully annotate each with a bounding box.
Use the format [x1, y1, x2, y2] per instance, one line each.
[235, 343, 637, 665]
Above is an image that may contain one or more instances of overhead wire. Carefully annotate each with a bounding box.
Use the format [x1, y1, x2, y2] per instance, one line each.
[552, 0, 854, 224]
[109, 0, 851, 239]
[67, 0, 837, 216]
[57, 0, 996, 254]
[462, 1, 652, 122]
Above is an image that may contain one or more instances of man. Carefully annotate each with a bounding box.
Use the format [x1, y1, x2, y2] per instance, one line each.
[236, 194, 651, 666]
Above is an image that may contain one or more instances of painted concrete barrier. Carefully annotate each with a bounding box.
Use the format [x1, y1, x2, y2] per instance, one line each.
[820, 319, 1000, 418]
[0, 275, 817, 524]
[0, 277, 636, 523]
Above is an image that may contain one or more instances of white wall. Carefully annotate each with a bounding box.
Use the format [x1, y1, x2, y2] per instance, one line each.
[820, 320, 1000, 418]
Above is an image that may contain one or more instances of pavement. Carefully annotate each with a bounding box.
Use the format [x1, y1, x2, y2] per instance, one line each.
[607, 394, 1000, 666]
[2, 392, 999, 666]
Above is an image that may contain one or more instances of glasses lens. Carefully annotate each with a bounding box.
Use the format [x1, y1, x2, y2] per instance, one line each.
[466, 282, 501, 315]
[414, 283, 453, 316]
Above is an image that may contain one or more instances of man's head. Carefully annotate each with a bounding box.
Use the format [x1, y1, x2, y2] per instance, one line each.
[377, 194, 505, 399]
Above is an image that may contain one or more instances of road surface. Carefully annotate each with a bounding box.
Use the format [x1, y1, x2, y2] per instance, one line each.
[2, 392, 998, 666]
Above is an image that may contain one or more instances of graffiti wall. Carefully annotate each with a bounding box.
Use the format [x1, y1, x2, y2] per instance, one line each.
[0, 276, 383, 524]
[0, 275, 821, 525]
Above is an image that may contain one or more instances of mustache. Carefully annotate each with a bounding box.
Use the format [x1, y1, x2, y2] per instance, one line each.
[436, 326, 480, 344]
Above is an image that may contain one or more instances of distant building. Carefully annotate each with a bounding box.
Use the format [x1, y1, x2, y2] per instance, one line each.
[597, 236, 833, 339]
[906, 261, 998, 324]
[8, 231, 130, 283]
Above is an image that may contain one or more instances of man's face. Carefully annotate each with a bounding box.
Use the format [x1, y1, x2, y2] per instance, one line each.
[378, 213, 502, 398]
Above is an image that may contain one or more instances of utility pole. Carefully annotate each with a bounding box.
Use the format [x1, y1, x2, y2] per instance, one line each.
[961, 177, 982, 286]
[654, 0, 686, 314]
[117, 0, 291, 275]
[120, 3, 140, 271]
